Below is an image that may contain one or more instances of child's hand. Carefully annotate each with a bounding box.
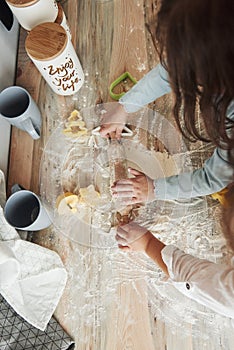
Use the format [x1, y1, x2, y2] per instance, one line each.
[111, 168, 156, 205]
[99, 103, 128, 140]
[115, 222, 154, 252]
[116, 222, 168, 274]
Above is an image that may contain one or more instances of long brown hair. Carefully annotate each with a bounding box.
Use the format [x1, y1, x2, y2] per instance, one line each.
[156, 0, 234, 150]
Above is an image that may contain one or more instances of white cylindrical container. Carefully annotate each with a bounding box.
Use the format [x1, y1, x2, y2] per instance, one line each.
[6, 0, 58, 31]
[55, 3, 72, 40]
[25, 22, 84, 96]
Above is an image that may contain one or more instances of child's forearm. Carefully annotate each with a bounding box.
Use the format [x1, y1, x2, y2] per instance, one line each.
[145, 234, 168, 275]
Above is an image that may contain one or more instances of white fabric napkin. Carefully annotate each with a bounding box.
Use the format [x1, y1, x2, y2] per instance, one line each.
[0, 206, 67, 331]
[0, 240, 20, 286]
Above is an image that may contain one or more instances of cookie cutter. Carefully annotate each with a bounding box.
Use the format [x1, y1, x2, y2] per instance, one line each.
[109, 72, 137, 100]
[91, 125, 133, 137]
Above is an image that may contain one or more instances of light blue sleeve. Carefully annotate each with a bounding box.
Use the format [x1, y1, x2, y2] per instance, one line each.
[155, 103, 234, 199]
[119, 63, 233, 199]
[119, 63, 171, 113]
[155, 147, 234, 200]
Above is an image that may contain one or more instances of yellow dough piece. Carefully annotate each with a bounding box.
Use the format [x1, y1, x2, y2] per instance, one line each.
[67, 109, 83, 122]
[63, 126, 88, 137]
[63, 109, 88, 138]
[56, 193, 79, 215]
[79, 185, 101, 207]
[56, 191, 74, 208]
[65, 120, 86, 128]
[211, 186, 234, 208]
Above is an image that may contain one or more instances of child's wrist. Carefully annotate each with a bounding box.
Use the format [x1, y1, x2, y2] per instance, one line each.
[144, 232, 155, 252]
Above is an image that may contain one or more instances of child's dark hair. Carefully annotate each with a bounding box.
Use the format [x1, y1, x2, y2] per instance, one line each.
[156, 0, 234, 150]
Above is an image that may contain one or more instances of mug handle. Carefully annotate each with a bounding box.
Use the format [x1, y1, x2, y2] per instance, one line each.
[22, 118, 40, 140]
[11, 183, 25, 194]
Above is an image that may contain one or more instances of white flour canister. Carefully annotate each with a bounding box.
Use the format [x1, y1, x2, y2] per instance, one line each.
[6, 0, 58, 31]
[55, 3, 72, 40]
[25, 22, 84, 96]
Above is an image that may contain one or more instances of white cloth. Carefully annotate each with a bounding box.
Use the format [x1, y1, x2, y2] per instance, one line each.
[161, 245, 234, 319]
[0, 206, 67, 331]
[0, 240, 20, 286]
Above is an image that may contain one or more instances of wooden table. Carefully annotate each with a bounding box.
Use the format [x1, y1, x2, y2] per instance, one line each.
[7, 1, 234, 349]
[8, 0, 172, 194]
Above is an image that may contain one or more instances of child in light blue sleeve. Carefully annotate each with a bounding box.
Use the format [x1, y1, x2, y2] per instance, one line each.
[100, 0, 234, 203]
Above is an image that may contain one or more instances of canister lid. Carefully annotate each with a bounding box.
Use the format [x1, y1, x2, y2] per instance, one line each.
[55, 3, 64, 25]
[25, 22, 68, 61]
[6, 0, 38, 7]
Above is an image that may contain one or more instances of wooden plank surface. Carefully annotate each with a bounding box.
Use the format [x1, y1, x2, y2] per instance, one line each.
[7, 2, 162, 349]
[7, 1, 232, 350]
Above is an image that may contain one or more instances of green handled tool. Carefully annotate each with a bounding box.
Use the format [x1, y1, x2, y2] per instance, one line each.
[109, 72, 137, 100]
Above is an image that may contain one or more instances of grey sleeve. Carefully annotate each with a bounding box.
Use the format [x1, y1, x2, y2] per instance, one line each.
[119, 64, 171, 113]
[155, 147, 234, 200]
